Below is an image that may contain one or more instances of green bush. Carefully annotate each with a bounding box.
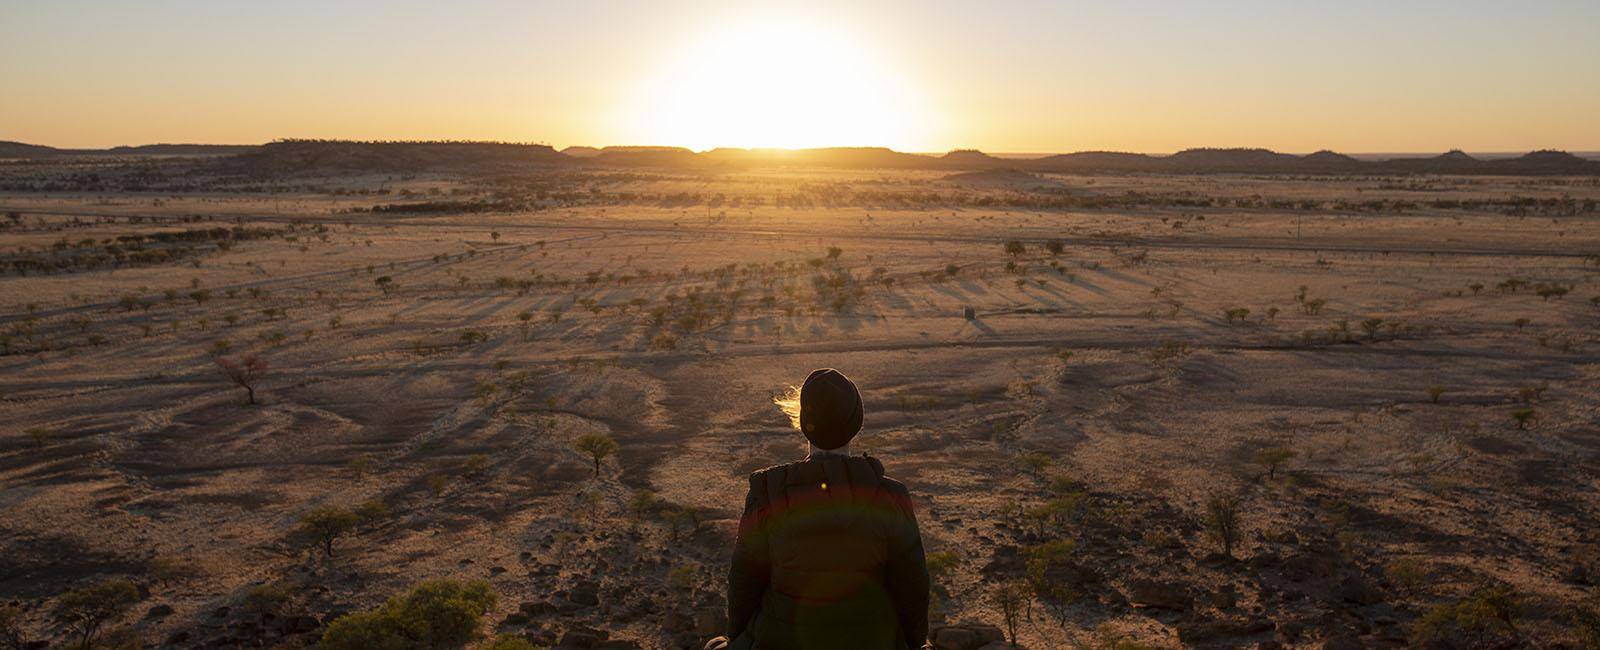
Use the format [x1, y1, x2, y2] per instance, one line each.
[321, 579, 497, 650]
[483, 635, 538, 650]
[1410, 584, 1519, 647]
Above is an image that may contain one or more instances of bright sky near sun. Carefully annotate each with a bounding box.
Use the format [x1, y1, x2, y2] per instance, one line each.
[2, 0, 1597, 152]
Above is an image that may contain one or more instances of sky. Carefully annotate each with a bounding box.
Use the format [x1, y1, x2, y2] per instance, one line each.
[2, 0, 1597, 153]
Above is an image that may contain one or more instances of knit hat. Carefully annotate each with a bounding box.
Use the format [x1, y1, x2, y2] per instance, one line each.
[799, 368, 864, 450]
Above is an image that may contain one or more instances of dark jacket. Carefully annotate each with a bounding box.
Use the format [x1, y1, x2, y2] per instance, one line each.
[727, 454, 929, 649]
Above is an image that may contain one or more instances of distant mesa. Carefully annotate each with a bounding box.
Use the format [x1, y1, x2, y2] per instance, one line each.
[232, 139, 567, 173]
[2, 138, 1596, 175]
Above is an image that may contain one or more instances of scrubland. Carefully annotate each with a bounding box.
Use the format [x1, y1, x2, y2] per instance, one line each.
[2, 159, 1599, 648]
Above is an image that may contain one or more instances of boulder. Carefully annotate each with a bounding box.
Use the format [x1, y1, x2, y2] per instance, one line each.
[1126, 579, 1193, 610]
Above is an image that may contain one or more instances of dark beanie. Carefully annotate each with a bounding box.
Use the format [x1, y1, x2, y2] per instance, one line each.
[799, 368, 864, 450]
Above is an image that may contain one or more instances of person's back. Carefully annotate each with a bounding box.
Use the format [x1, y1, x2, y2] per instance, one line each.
[716, 369, 929, 650]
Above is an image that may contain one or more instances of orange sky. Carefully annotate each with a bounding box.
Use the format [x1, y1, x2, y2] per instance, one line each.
[2, 1, 1597, 152]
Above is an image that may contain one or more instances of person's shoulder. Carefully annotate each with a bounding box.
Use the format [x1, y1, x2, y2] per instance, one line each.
[745, 459, 802, 489]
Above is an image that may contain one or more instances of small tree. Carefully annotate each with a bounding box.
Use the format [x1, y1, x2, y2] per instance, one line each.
[1205, 492, 1242, 558]
[991, 580, 1028, 646]
[1045, 239, 1065, 255]
[1251, 446, 1295, 480]
[375, 276, 394, 294]
[1427, 385, 1446, 404]
[297, 505, 360, 558]
[55, 579, 139, 649]
[216, 352, 268, 404]
[573, 433, 618, 477]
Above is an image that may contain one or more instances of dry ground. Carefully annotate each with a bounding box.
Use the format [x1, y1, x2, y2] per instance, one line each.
[2, 164, 1599, 648]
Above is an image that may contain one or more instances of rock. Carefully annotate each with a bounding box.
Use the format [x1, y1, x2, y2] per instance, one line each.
[1126, 579, 1193, 610]
[145, 604, 174, 619]
[695, 609, 726, 636]
[1336, 576, 1383, 606]
[490, 565, 508, 576]
[165, 631, 191, 645]
[662, 610, 694, 633]
[501, 612, 530, 626]
[287, 614, 320, 634]
[969, 624, 1005, 644]
[1282, 552, 1335, 582]
[557, 625, 607, 649]
[1321, 634, 1364, 650]
[567, 581, 600, 606]
[595, 641, 641, 650]
[932, 626, 978, 650]
[211, 606, 231, 619]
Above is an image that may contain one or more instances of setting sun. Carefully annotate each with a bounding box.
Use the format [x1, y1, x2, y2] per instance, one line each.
[625, 14, 931, 152]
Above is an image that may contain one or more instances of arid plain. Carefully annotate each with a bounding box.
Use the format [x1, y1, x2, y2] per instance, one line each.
[2, 153, 1599, 648]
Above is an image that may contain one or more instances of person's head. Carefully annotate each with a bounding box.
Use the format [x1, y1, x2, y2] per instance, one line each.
[775, 368, 863, 451]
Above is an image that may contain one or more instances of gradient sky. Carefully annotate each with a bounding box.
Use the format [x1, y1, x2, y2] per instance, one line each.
[3, 0, 1597, 152]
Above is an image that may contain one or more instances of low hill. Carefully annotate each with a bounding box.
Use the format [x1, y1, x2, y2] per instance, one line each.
[231, 140, 571, 174]
[0, 141, 257, 158]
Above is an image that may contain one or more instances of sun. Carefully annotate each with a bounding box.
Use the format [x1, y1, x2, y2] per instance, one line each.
[626, 15, 928, 151]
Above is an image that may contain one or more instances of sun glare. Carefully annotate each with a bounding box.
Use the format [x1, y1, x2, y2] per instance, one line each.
[629, 16, 928, 151]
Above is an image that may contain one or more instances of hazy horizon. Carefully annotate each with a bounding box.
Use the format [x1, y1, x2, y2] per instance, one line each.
[4, 0, 1598, 152]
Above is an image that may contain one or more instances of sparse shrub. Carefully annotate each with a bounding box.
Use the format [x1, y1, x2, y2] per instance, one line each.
[484, 634, 537, 650]
[1427, 385, 1446, 404]
[427, 474, 449, 496]
[826, 246, 842, 260]
[215, 352, 268, 404]
[1535, 283, 1569, 301]
[1411, 584, 1520, 647]
[1017, 451, 1051, 478]
[458, 330, 488, 345]
[375, 276, 394, 294]
[1004, 240, 1026, 257]
[1361, 317, 1384, 340]
[628, 489, 658, 520]
[1302, 298, 1327, 315]
[1223, 307, 1250, 323]
[243, 579, 300, 615]
[321, 579, 497, 650]
[463, 453, 490, 477]
[189, 289, 211, 305]
[945, 263, 960, 277]
[1251, 446, 1295, 479]
[1510, 408, 1536, 430]
[1384, 557, 1430, 595]
[573, 433, 618, 477]
[26, 426, 51, 448]
[296, 505, 360, 558]
[347, 454, 374, 479]
[1045, 239, 1065, 255]
[1026, 539, 1080, 629]
[55, 579, 140, 649]
[1204, 492, 1242, 558]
